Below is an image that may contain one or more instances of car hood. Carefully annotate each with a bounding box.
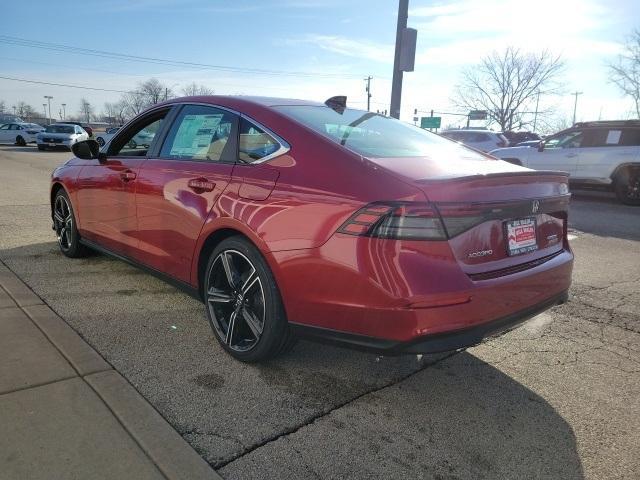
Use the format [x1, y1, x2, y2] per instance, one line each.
[363, 143, 530, 182]
[488, 146, 532, 157]
[39, 132, 75, 139]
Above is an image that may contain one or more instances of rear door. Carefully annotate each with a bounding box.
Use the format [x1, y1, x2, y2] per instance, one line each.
[576, 128, 640, 181]
[134, 104, 237, 283]
[525, 129, 583, 175]
[74, 107, 171, 257]
[0, 124, 11, 142]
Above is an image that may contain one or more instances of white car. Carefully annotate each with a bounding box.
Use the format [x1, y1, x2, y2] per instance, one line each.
[440, 129, 509, 152]
[490, 120, 640, 205]
[36, 123, 89, 151]
[0, 122, 45, 146]
[96, 127, 155, 148]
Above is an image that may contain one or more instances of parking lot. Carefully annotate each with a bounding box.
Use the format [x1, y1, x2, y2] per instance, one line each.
[1, 144, 638, 479]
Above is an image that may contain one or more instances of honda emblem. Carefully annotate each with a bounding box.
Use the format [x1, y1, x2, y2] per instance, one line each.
[532, 200, 540, 213]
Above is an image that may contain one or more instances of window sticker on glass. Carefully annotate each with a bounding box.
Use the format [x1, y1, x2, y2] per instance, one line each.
[170, 114, 223, 157]
[605, 130, 621, 145]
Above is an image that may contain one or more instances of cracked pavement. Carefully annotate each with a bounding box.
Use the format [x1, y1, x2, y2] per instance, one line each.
[1, 146, 638, 479]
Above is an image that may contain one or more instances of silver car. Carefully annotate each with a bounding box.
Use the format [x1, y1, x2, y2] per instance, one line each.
[36, 123, 89, 151]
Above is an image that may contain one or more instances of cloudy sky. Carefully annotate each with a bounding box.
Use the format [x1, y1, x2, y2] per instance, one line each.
[0, 0, 638, 129]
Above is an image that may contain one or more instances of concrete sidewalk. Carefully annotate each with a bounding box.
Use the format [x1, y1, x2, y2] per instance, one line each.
[0, 261, 221, 480]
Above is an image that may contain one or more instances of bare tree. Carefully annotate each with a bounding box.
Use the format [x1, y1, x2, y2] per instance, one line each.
[181, 82, 215, 96]
[79, 98, 94, 123]
[122, 92, 147, 118]
[453, 47, 564, 131]
[0, 100, 5, 113]
[138, 78, 175, 105]
[14, 101, 38, 119]
[609, 29, 640, 118]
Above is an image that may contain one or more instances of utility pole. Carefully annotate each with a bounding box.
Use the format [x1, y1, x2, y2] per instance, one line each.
[364, 76, 372, 111]
[61, 103, 66, 120]
[571, 91, 583, 125]
[390, 0, 414, 119]
[533, 90, 540, 132]
[44, 95, 53, 124]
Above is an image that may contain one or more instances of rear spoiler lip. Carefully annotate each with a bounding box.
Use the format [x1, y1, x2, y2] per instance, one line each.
[415, 169, 570, 184]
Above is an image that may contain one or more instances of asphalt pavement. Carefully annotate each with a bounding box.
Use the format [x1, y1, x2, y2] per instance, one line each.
[1, 145, 638, 479]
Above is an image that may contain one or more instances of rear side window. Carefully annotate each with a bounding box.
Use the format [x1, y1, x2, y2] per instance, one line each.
[160, 105, 236, 162]
[275, 105, 453, 158]
[621, 129, 640, 146]
[238, 118, 281, 163]
[580, 128, 640, 147]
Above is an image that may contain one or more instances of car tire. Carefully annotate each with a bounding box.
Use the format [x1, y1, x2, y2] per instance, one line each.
[614, 168, 640, 206]
[53, 189, 90, 258]
[37, 145, 46, 151]
[204, 236, 296, 362]
[16, 135, 26, 147]
[96, 137, 105, 147]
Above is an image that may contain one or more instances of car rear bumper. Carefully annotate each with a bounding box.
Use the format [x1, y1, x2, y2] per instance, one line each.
[290, 289, 568, 354]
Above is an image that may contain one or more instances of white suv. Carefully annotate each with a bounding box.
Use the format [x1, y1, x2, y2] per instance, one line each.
[440, 129, 509, 152]
[490, 121, 640, 205]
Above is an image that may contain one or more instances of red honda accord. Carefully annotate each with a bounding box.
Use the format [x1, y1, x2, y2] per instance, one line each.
[50, 95, 573, 362]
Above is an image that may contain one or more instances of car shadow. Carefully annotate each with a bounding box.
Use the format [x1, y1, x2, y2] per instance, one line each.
[0, 145, 38, 152]
[569, 189, 640, 242]
[0, 241, 583, 477]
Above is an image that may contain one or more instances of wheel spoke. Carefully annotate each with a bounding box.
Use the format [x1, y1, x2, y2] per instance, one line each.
[65, 228, 72, 246]
[207, 287, 234, 303]
[241, 268, 259, 295]
[54, 211, 64, 223]
[220, 252, 236, 289]
[225, 309, 238, 345]
[242, 307, 263, 338]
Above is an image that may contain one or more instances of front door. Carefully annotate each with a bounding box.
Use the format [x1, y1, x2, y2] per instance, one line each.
[135, 104, 238, 283]
[526, 129, 584, 175]
[75, 108, 170, 257]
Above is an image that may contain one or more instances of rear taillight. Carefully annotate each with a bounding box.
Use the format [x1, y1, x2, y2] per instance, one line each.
[337, 202, 447, 240]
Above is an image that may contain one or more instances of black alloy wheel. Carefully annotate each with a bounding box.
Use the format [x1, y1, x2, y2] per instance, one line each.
[204, 236, 295, 362]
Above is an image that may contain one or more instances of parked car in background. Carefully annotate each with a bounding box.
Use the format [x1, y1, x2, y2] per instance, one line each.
[0, 122, 45, 145]
[61, 121, 94, 137]
[490, 120, 640, 205]
[50, 95, 573, 363]
[95, 126, 155, 148]
[36, 123, 89, 151]
[440, 129, 509, 152]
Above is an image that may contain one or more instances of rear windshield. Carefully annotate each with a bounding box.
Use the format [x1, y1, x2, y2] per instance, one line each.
[45, 125, 74, 134]
[274, 105, 454, 158]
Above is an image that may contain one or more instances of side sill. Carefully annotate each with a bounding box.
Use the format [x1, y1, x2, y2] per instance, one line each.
[79, 239, 202, 301]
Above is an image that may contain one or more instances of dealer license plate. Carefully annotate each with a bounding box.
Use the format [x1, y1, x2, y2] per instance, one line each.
[505, 218, 538, 256]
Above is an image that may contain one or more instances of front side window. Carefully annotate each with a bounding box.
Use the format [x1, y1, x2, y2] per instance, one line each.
[544, 130, 583, 149]
[275, 105, 455, 158]
[109, 111, 167, 157]
[238, 118, 281, 163]
[160, 105, 236, 161]
[0, 125, 9, 130]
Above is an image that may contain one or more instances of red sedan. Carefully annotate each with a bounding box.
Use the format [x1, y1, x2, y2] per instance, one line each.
[50, 95, 573, 362]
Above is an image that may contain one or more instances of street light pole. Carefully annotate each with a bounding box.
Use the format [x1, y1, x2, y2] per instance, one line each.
[390, 0, 409, 119]
[571, 91, 583, 125]
[44, 95, 53, 124]
[61, 103, 66, 120]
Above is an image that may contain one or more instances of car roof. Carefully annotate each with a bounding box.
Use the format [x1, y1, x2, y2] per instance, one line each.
[162, 95, 325, 109]
[49, 123, 79, 126]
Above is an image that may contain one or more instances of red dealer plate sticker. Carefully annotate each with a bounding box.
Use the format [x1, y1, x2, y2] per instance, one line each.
[505, 217, 538, 256]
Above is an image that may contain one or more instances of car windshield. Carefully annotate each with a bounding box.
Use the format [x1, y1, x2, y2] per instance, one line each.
[45, 125, 74, 134]
[274, 105, 455, 158]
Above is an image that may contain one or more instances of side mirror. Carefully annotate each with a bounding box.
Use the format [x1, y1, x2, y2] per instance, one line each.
[537, 141, 544, 152]
[72, 139, 105, 162]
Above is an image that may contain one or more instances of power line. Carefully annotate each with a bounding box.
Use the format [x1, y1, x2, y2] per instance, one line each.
[0, 35, 365, 80]
[0, 75, 142, 95]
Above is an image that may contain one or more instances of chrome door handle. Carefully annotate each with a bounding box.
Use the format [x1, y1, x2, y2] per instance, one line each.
[188, 178, 215, 192]
[120, 170, 137, 181]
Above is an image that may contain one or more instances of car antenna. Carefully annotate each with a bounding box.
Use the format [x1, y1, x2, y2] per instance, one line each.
[325, 96, 347, 114]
